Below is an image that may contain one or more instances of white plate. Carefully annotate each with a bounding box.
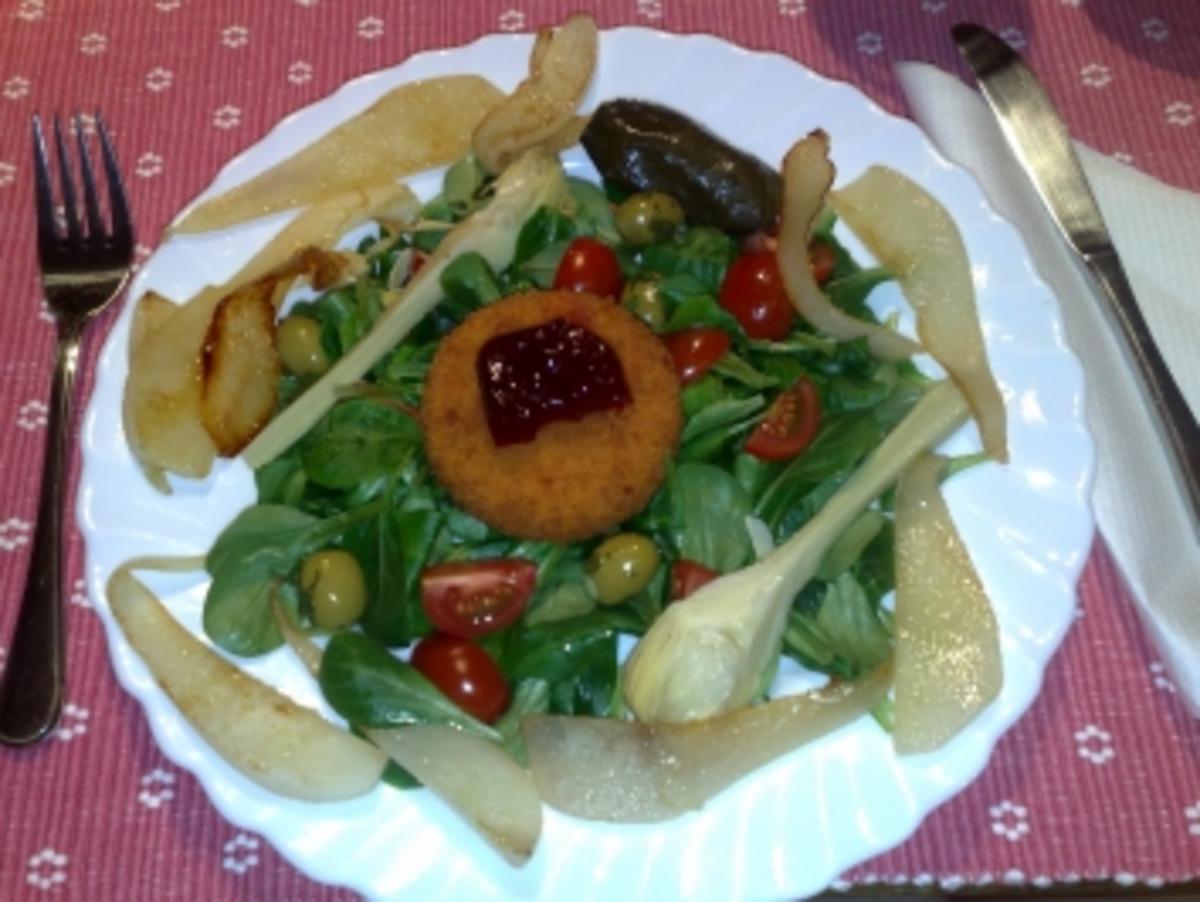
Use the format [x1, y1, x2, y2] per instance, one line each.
[79, 27, 1095, 901]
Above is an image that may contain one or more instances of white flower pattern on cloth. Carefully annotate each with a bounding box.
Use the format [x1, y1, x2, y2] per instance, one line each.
[1141, 18, 1169, 43]
[1074, 724, 1115, 765]
[988, 801, 1030, 842]
[1149, 661, 1177, 693]
[856, 32, 883, 56]
[999, 26, 1028, 50]
[357, 16, 384, 40]
[17, 399, 47, 431]
[55, 703, 89, 742]
[0, 160, 15, 187]
[1185, 802, 1200, 836]
[1164, 101, 1194, 127]
[921, 0, 948, 13]
[221, 25, 249, 49]
[135, 152, 163, 178]
[222, 833, 260, 875]
[779, 0, 806, 16]
[287, 61, 313, 85]
[1080, 63, 1112, 89]
[70, 578, 90, 608]
[144, 67, 173, 92]
[80, 33, 108, 56]
[4, 76, 31, 100]
[16, 0, 45, 22]
[497, 10, 524, 32]
[636, 0, 663, 20]
[213, 105, 241, 130]
[138, 768, 177, 809]
[0, 517, 32, 552]
[26, 848, 68, 891]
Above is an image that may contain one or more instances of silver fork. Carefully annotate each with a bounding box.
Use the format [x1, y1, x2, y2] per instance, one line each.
[0, 114, 134, 745]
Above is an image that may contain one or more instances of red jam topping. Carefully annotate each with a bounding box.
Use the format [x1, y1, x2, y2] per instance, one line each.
[477, 317, 632, 446]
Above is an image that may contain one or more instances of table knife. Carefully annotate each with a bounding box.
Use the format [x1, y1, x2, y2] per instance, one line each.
[952, 21, 1200, 534]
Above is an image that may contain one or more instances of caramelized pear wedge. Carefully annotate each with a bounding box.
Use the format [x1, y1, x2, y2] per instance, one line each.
[777, 131, 922, 360]
[471, 14, 598, 174]
[893, 454, 1002, 754]
[170, 76, 501, 234]
[106, 565, 387, 801]
[524, 663, 890, 823]
[830, 166, 1009, 461]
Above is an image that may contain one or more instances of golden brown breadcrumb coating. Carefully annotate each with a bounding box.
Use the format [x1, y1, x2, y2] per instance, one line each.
[421, 290, 681, 542]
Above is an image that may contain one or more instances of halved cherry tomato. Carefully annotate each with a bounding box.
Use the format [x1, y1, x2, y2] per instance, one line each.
[670, 559, 720, 600]
[552, 236, 625, 298]
[410, 632, 510, 723]
[661, 328, 731, 385]
[809, 238, 836, 284]
[420, 558, 537, 639]
[745, 377, 822, 461]
[718, 249, 794, 340]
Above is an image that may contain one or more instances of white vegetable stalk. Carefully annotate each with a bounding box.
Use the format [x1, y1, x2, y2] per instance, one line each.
[242, 148, 568, 469]
[623, 379, 970, 724]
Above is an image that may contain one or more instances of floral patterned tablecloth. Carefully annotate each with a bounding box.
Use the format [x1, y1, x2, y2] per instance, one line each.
[1, 1, 1198, 898]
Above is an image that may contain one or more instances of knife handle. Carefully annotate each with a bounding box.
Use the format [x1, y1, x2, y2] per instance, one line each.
[1086, 247, 1200, 535]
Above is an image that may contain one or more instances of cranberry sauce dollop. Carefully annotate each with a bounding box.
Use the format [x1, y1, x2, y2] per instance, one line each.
[477, 317, 632, 446]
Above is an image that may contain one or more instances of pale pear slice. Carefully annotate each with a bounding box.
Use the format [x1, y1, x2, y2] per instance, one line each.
[892, 453, 1002, 754]
[170, 76, 501, 234]
[471, 14, 598, 173]
[830, 166, 1009, 461]
[777, 131, 922, 361]
[107, 565, 387, 801]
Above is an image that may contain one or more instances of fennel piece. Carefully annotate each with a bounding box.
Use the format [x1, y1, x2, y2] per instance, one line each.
[523, 662, 890, 822]
[892, 453, 1002, 753]
[777, 131, 921, 361]
[623, 379, 970, 724]
[242, 148, 569, 469]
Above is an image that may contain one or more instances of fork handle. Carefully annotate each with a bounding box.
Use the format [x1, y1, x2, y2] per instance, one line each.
[0, 318, 84, 745]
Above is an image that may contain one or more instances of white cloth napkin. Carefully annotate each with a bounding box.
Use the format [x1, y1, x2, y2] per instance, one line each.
[895, 61, 1200, 714]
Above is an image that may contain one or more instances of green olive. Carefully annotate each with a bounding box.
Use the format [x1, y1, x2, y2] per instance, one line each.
[614, 191, 685, 246]
[300, 550, 367, 629]
[586, 533, 661, 605]
[276, 314, 329, 377]
[621, 279, 667, 331]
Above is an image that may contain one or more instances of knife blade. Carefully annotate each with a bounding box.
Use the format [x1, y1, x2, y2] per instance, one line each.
[952, 21, 1200, 534]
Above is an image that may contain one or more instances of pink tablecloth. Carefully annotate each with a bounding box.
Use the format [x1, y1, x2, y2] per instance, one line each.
[2, 1, 1198, 897]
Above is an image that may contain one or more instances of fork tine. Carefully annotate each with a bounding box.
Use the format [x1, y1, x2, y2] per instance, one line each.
[31, 116, 59, 256]
[74, 113, 104, 241]
[52, 116, 82, 247]
[95, 113, 133, 252]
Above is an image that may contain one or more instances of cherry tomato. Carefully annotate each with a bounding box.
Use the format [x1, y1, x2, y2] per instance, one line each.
[718, 249, 794, 340]
[410, 632, 510, 723]
[552, 236, 625, 298]
[809, 238, 836, 284]
[745, 378, 822, 461]
[420, 558, 537, 639]
[661, 328, 731, 385]
[670, 559, 720, 600]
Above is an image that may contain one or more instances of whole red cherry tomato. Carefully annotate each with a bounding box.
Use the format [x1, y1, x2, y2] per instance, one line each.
[552, 236, 625, 298]
[410, 632, 510, 723]
[420, 558, 537, 639]
[661, 328, 731, 384]
[718, 249, 794, 340]
[745, 378, 822, 461]
[670, 559, 720, 600]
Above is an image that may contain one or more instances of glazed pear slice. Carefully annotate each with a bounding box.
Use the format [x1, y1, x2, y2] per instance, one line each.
[892, 453, 1002, 753]
[107, 565, 386, 801]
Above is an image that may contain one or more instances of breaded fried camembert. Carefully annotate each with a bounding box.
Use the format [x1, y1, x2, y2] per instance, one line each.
[421, 291, 681, 542]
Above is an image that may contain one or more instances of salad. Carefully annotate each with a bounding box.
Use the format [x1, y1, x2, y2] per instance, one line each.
[105, 13, 1012, 870]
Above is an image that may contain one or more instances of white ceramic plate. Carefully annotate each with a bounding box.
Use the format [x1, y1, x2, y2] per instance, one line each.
[79, 27, 1095, 901]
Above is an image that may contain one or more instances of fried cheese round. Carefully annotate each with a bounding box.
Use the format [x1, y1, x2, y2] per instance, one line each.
[421, 290, 681, 542]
